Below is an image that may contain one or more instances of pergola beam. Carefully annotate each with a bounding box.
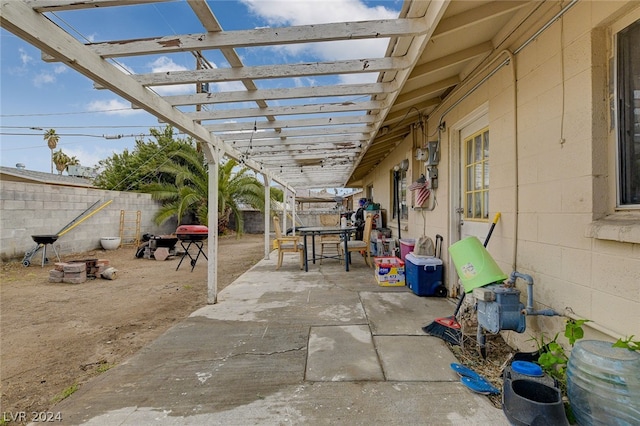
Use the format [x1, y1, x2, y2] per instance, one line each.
[204, 116, 376, 132]
[185, 101, 382, 121]
[74, 19, 428, 59]
[160, 83, 391, 107]
[125, 57, 408, 87]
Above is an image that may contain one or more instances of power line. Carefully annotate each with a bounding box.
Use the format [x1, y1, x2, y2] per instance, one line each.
[0, 108, 142, 117]
[0, 132, 148, 139]
[1, 125, 159, 130]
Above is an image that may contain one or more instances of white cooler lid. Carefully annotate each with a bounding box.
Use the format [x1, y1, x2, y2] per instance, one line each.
[406, 252, 443, 265]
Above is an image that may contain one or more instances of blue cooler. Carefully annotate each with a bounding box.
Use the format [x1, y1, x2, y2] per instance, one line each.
[405, 253, 446, 297]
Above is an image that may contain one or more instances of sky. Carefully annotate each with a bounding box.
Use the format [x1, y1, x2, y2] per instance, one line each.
[0, 0, 401, 178]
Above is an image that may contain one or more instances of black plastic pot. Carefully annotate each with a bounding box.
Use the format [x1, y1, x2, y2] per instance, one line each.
[502, 365, 568, 426]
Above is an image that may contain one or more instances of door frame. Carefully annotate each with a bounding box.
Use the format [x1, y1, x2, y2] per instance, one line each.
[447, 103, 489, 295]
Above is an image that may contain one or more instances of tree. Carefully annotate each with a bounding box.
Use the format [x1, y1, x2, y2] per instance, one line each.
[95, 126, 281, 234]
[44, 129, 59, 174]
[93, 126, 191, 191]
[144, 151, 280, 234]
[143, 147, 209, 227]
[52, 149, 79, 175]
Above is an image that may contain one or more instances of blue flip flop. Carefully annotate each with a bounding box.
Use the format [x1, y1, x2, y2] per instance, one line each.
[450, 363, 500, 395]
[460, 376, 500, 395]
[450, 363, 483, 381]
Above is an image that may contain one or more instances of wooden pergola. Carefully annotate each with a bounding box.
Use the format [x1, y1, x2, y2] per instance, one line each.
[1, 0, 544, 302]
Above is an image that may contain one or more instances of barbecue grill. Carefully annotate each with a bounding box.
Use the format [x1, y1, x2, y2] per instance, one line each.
[175, 225, 208, 272]
[30, 235, 61, 267]
[176, 225, 208, 241]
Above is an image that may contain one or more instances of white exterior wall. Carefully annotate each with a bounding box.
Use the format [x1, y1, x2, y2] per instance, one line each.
[365, 2, 640, 349]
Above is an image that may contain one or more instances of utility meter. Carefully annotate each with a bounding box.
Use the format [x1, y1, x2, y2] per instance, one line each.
[427, 165, 438, 189]
[425, 141, 439, 166]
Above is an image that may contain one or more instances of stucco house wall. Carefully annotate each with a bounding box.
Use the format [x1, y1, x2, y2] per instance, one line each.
[361, 2, 640, 349]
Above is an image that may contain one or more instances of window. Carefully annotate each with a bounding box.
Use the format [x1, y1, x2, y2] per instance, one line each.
[617, 20, 640, 206]
[464, 128, 490, 220]
[391, 168, 408, 221]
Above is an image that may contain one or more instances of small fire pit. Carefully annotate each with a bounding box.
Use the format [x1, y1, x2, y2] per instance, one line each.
[69, 259, 99, 278]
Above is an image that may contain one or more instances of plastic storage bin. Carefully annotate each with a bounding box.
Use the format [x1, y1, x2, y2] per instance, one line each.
[502, 370, 568, 426]
[399, 239, 415, 262]
[404, 253, 445, 296]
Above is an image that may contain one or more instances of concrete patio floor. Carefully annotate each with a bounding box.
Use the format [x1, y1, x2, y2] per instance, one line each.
[53, 251, 509, 425]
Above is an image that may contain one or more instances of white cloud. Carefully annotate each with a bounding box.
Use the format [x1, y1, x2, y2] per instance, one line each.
[147, 56, 194, 95]
[19, 48, 33, 66]
[242, 0, 397, 25]
[293, 77, 317, 87]
[62, 146, 104, 169]
[149, 56, 188, 73]
[33, 72, 55, 87]
[86, 98, 144, 116]
[241, 0, 397, 60]
[31, 64, 68, 87]
[338, 72, 378, 85]
[212, 81, 247, 92]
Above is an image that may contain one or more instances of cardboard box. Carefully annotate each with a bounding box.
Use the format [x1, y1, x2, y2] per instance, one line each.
[374, 257, 405, 286]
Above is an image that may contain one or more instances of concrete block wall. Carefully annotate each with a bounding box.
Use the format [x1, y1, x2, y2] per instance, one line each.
[228, 210, 267, 234]
[0, 181, 176, 262]
[504, 4, 640, 342]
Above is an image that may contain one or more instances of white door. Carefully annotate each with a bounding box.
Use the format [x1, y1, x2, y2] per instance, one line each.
[448, 112, 491, 296]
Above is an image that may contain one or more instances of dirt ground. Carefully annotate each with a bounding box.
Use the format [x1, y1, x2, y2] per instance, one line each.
[1, 233, 516, 421]
[0, 233, 267, 421]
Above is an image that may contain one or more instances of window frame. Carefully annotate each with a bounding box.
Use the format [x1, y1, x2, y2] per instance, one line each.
[463, 127, 490, 221]
[616, 19, 640, 208]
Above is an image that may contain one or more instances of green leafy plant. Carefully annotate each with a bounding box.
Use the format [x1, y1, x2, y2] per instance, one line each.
[564, 319, 589, 345]
[534, 334, 567, 383]
[529, 319, 589, 423]
[533, 320, 589, 383]
[533, 320, 589, 382]
[613, 335, 640, 351]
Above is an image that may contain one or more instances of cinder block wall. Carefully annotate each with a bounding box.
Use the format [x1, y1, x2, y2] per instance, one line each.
[0, 181, 176, 261]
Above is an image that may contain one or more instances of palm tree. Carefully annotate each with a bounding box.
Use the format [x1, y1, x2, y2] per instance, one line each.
[144, 147, 277, 235]
[52, 150, 79, 174]
[44, 129, 59, 174]
[145, 148, 209, 226]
